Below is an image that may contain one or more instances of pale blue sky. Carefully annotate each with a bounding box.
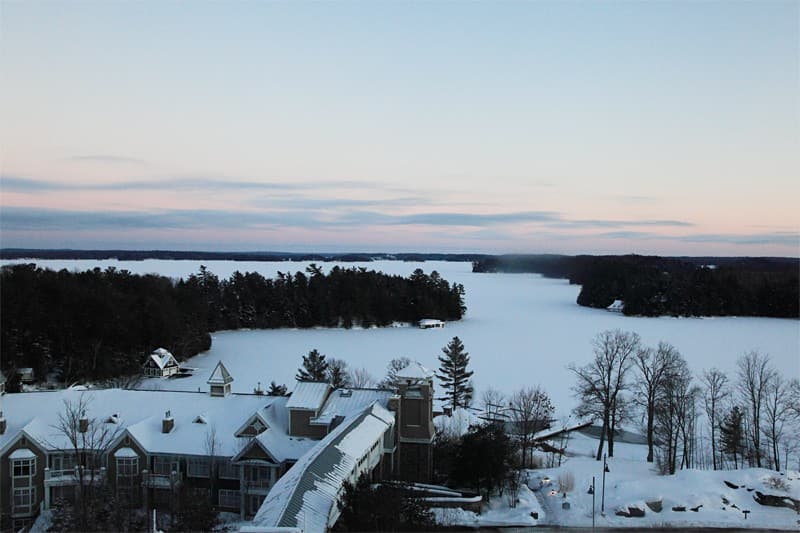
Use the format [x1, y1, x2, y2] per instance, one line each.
[1, 1, 798, 254]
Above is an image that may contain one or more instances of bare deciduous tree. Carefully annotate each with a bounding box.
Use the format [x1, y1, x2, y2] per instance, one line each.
[205, 425, 221, 503]
[654, 353, 699, 474]
[50, 394, 123, 530]
[570, 329, 639, 460]
[634, 342, 680, 463]
[736, 351, 775, 468]
[762, 375, 789, 471]
[508, 386, 554, 467]
[702, 367, 730, 470]
[481, 387, 507, 424]
[379, 356, 412, 388]
[348, 367, 375, 388]
[327, 358, 351, 388]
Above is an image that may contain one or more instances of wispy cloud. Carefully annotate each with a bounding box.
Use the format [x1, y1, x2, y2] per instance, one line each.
[594, 230, 800, 247]
[549, 219, 693, 229]
[0, 175, 413, 194]
[338, 210, 562, 227]
[1, 206, 797, 252]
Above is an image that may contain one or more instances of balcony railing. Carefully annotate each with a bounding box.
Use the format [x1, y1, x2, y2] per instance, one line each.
[243, 478, 273, 491]
[142, 470, 183, 488]
[45, 467, 105, 485]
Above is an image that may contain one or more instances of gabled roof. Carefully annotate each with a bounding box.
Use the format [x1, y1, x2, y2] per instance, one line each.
[207, 361, 234, 385]
[396, 361, 433, 380]
[286, 381, 330, 411]
[234, 410, 270, 437]
[252, 402, 395, 531]
[145, 348, 178, 370]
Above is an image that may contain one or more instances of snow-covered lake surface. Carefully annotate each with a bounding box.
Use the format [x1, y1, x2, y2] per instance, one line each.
[6, 258, 799, 416]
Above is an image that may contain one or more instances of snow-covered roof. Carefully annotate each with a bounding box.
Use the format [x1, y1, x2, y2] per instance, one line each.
[311, 388, 393, 425]
[207, 361, 234, 385]
[419, 318, 444, 326]
[9, 448, 36, 459]
[146, 348, 178, 370]
[286, 382, 331, 412]
[607, 300, 624, 311]
[252, 402, 395, 532]
[114, 447, 138, 458]
[0, 388, 276, 457]
[396, 361, 433, 380]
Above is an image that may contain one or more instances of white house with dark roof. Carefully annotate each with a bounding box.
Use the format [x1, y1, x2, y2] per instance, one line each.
[418, 318, 444, 329]
[0, 358, 435, 530]
[142, 348, 180, 378]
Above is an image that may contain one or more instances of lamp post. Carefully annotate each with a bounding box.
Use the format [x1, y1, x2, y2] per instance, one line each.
[601, 453, 609, 513]
[591, 475, 596, 528]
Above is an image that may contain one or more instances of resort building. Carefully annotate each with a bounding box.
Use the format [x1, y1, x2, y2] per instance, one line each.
[0, 361, 435, 532]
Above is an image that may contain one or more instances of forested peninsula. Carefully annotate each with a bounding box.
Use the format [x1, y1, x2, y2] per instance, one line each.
[473, 255, 799, 318]
[0, 264, 465, 386]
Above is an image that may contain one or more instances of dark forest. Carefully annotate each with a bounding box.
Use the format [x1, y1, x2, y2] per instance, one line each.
[0, 264, 465, 386]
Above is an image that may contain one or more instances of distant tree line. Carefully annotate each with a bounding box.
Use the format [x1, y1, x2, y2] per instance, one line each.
[473, 254, 799, 318]
[0, 264, 465, 385]
[0, 248, 489, 263]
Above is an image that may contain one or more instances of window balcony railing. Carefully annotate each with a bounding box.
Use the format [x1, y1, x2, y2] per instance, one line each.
[45, 467, 105, 485]
[243, 478, 273, 490]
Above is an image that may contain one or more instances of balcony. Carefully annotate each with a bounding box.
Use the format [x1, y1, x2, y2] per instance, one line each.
[242, 478, 273, 492]
[142, 470, 183, 489]
[44, 467, 105, 486]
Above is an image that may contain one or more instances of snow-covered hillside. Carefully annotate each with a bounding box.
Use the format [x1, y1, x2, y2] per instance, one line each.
[435, 430, 800, 530]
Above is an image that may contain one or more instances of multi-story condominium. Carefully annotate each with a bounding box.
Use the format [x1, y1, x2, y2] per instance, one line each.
[0, 361, 435, 532]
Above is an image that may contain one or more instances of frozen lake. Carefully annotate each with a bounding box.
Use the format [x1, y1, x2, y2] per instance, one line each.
[5, 258, 799, 416]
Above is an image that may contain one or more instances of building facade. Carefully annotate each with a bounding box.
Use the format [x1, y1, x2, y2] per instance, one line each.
[0, 361, 435, 531]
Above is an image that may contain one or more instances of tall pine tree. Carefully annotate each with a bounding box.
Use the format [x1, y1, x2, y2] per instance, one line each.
[719, 405, 745, 469]
[436, 336, 474, 410]
[296, 349, 329, 381]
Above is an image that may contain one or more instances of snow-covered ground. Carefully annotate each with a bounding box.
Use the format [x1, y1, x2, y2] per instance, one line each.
[431, 430, 800, 530]
[5, 259, 798, 416]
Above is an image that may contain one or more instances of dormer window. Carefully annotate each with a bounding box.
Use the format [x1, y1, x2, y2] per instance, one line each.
[193, 415, 208, 424]
[235, 414, 269, 437]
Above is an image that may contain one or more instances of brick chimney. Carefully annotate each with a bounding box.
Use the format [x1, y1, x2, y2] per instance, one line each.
[162, 410, 174, 433]
[79, 411, 89, 433]
[0, 411, 6, 435]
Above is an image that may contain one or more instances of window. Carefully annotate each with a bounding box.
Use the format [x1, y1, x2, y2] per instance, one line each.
[51, 453, 77, 473]
[12, 487, 36, 514]
[218, 489, 240, 509]
[152, 455, 179, 475]
[116, 457, 138, 477]
[12, 457, 36, 477]
[187, 457, 210, 478]
[218, 461, 239, 480]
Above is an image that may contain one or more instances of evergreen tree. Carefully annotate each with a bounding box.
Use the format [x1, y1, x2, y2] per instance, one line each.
[451, 422, 512, 497]
[296, 349, 329, 381]
[327, 358, 351, 389]
[268, 381, 288, 396]
[335, 473, 434, 532]
[719, 405, 745, 469]
[436, 336, 474, 410]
